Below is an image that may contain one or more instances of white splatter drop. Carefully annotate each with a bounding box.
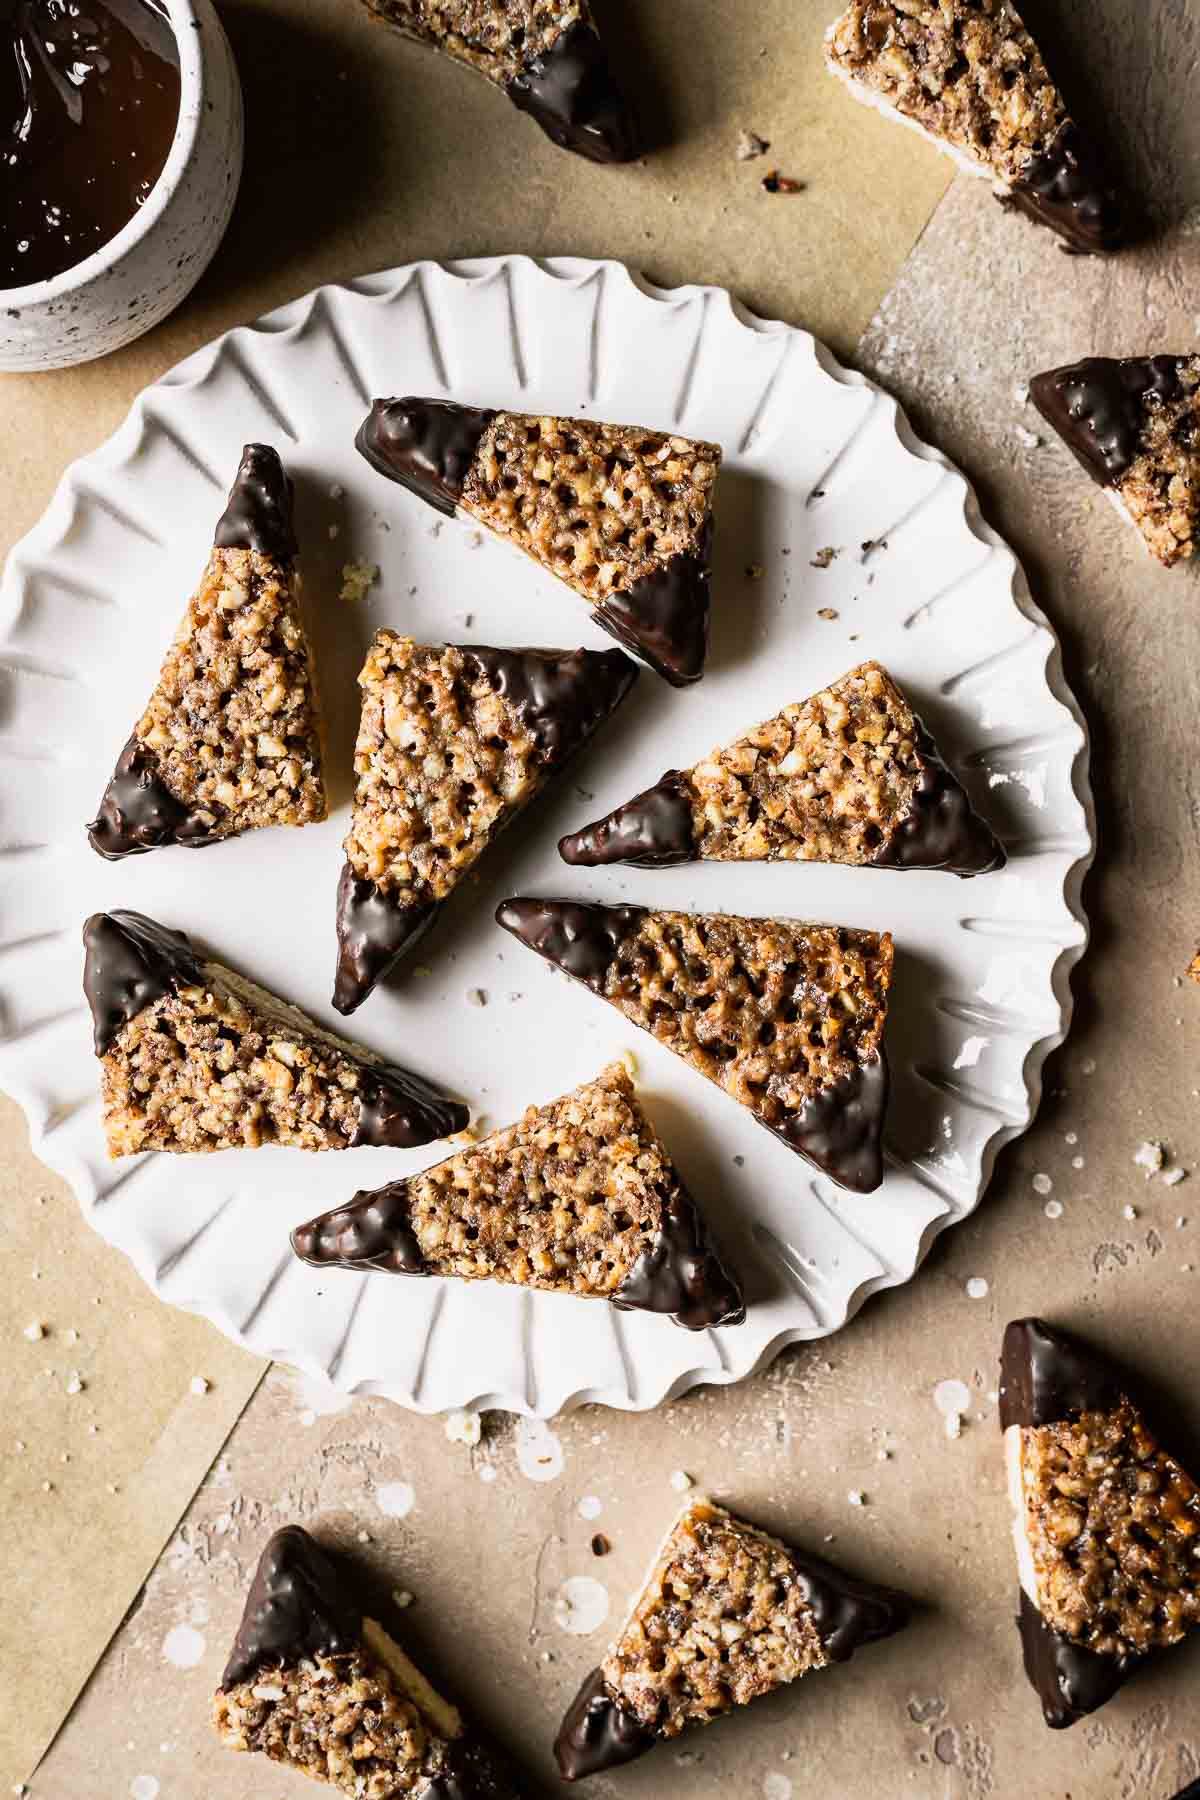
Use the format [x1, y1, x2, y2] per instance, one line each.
[130, 1779, 160, 1800]
[953, 1036, 989, 1070]
[162, 1623, 205, 1669]
[965, 1277, 989, 1300]
[478, 1464, 497, 1485]
[554, 1576, 610, 1636]
[763, 1776, 793, 1800]
[1044, 1199, 1064, 1219]
[578, 1495, 603, 1521]
[515, 1418, 564, 1483]
[376, 1481, 416, 1519]
[445, 1409, 482, 1446]
[288, 1371, 353, 1422]
[1032, 1173, 1053, 1196]
[933, 1379, 970, 1417]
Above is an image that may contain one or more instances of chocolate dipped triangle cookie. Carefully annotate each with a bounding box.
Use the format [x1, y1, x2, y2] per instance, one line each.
[356, 398, 721, 685]
[495, 900, 893, 1193]
[213, 1526, 523, 1796]
[1032, 356, 1200, 567]
[83, 911, 467, 1156]
[292, 1061, 744, 1330]
[88, 445, 327, 859]
[825, 1, 1123, 253]
[334, 632, 637, 1015]
[560, 660, 1004, 875]
[1001, 1318, 1200, 1728]
[357, 0, 636, 162]
[555, 1497, 908, 1779]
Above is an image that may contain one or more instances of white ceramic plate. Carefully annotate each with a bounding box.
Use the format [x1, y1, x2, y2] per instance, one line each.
[0, 257, 1092, 1417]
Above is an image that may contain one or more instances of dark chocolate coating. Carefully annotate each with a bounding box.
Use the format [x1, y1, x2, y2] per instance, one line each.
[1171, 1783, 1200, 1799]
[768, 1055, 888, 1195]
[221, 1526, 361, 1690]
[494, 896, 646, 991]
[356, 398, 494, 517]
[1008, 121, 1124, 255]
[87, 732, 228, 860]
[83, 909, 203, 1056]
[872, 728, 1005, 877]
[1016, 1588, 1134, 1730]
[999, 1317, 1126, 1431]
[458, 644, 638, 762]
[334, 864, 439, 1017]
[351, 1063, 468, 1150]
[559, 772, 697, 868]
[507, 19, 638, 164]
[423, 1740, 525, 1800]
[615, 1175, 745, 1331]
[214, 443, 297, 564]
[592, 523, 713, 687]
[292, 1179, 428, 1277]
[1031, 355, 1185, 487]
[787, 1544, 909, 1662]
[553, 1669, 655, 1783]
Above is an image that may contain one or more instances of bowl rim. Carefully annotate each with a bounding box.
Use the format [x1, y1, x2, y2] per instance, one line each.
[0, 0, 208, 308]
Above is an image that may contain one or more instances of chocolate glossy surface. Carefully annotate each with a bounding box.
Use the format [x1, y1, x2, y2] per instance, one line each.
[221, 1526, 361, 1690]
[772, 1056, 889, 1195]
[213, 443, 297, 563]
[1009, 121, 1124, 255]
[507, 19, 637, 164]
[87, 732, 226, 859]
[82, 908, 202, 1055]
[1016, 1588, 1133, 1729]
[559, 771, 696, 868]
[873, 728, 1005, 876]
[333, 864, 438, 1017]
[355, 397, 494, 517]
[1031, 355, 1184, 487]
[553, 1669, 654, 1782]
[3, 0, 180, 287]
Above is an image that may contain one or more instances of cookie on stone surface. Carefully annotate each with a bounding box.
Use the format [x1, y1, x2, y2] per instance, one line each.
[334, 633, 637, 1015]
[495, 899, 893, 1193]
[292, 1061, 744, 1330]
[555, 1497, 908, 1779]
[1032, 356, 1200, 568]
[88, 444, 327, 859]
[1001, 1317, 1200, 1728]
[560, 659, 1004, 876]
[83, 910, 467, 1157]
[356, 398, 721, 686]
[356, 0, 637, 162]
[213, 1526, 523, 1797]
[825, 0, 1123, 253]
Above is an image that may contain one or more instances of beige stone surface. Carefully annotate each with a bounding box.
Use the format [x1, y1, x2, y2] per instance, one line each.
[8, 0, 1200, 1795]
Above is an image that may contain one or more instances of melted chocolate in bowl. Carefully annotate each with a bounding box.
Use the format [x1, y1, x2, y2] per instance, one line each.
[2, 0, 180, 287]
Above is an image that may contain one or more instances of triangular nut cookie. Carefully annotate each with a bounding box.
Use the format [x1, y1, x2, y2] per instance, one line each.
[357, 398, 721, 685]
[88, 444, 327, 859]
[555, 1497, 908, 1779]
[825, 0, 1123, 253]
[496, 900, 893, 1193]
[292, 1061, 745, 1330]
[334, 633, 637, 1015]
[1001, 1318, 1200, 1728]
[560, 660, 1004, 876]
[356, 0, 637, 162]
[214, 1526, 523, 1797]
[83, 910, 467, 1156]
[1032, 356, 1200, 568]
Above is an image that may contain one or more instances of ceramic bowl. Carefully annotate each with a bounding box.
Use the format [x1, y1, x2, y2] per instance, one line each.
[0, 0, 243, 373]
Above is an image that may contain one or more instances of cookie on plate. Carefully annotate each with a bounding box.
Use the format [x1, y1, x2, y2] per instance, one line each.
[560, 660, 1004, 875]
[1001, 1317, 1200, 1728]
[496, 900, 893, 1193]
[357, 398, 721, 685]
[334, 633, 637, 1015]
[1032, 356, 1200, 568]
[88, 444, 326, 859]
[292, 1061, 744, 1330]
[83, 910, 467, 1156]
[213, 1526, 523, 1796]
[825, 1, 1123, 253]
[555, 1497, 908, 1779]
[357, 0, 636, 162]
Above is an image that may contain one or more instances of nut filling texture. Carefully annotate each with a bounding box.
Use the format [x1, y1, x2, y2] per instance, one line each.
[127, 545, 325, 839]
[1019, 1401, 1200, 1657]
[460, 412, 720, 607]
[100, 964, 394, 1156]
[600, 1501, 829, 1735]
[1114, 360, 1200, 567]
[357, 0, 590, 85]
[344, 636, 548, 903]
[596, 911, 891, 1124]
[214, 1649, 446, 1798]
[827, 0, 1067, 186]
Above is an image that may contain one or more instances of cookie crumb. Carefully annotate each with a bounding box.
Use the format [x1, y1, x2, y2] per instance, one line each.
[810, 547, 838, 569]
[736, 129, 770, 161]
[339, 560, 379, 604]
[190, 1375, 210, 1396]
[817, 607, 839, 621]
[22, 1321, 44, 1342]
[670, 1469, 694, 1493]
[762, 169, 805, 194]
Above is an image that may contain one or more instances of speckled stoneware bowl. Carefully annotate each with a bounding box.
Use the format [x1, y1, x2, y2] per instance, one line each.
[0, 0, 243, 374]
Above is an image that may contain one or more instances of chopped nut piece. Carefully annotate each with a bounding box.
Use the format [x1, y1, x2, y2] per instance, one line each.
[736, 128, 771, 160]
[762, 169, 804, 194]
